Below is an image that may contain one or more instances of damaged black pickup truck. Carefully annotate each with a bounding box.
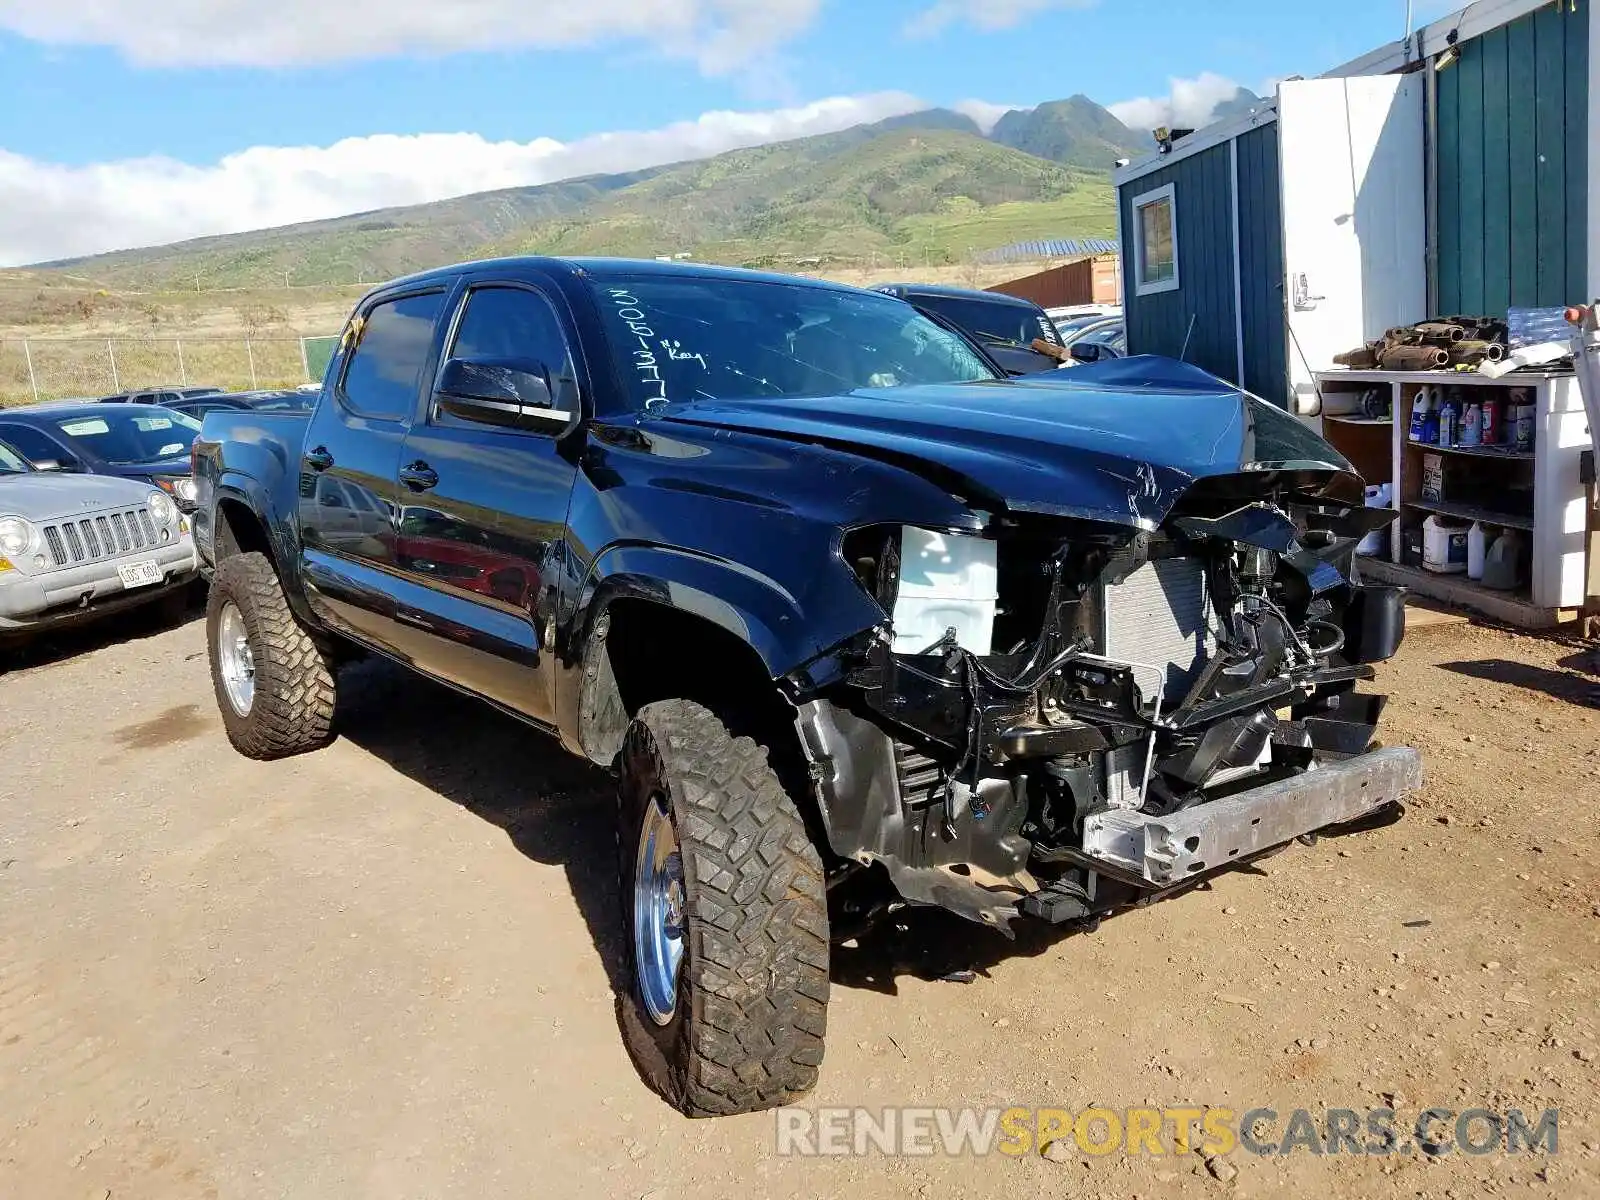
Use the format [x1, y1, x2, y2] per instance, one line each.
[191, 257, 1421, 1117]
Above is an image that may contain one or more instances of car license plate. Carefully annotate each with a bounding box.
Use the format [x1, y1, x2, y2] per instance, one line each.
[117, 560, 163, 589]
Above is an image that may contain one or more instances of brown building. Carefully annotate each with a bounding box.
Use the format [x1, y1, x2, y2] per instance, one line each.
[987, 255, 1122, 309]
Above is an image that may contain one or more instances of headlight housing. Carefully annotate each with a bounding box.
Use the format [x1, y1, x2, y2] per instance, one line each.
[0, 516, 33, 557]
[156, 476, 200, 505]
[147, 490, 177, 527]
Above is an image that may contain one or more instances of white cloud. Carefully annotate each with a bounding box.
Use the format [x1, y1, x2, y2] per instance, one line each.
[906, 0, 1096, 38]
[0, 93, 930, 266]
[0, 0, 820, 74]
[1108, 72, 1251, 133]
[952, 99, 1014, 134]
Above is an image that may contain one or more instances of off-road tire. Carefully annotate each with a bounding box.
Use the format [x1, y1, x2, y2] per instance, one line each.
[617, 699, 829, 1117]
[207, 552, 337, 760]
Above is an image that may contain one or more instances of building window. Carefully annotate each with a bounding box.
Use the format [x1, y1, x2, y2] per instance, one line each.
[1132, 183, 1179, 296]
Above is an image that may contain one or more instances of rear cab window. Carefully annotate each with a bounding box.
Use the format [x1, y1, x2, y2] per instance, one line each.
[339, 292, 449, 421]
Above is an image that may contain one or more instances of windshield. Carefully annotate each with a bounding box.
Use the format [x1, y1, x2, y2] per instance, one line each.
[0, 441, 30, 474]
[54, 408, 202, 465]
[590, 277, 998, 411]
[908, 293, 1061, 349]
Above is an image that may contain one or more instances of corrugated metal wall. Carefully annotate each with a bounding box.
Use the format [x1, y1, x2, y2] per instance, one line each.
[1234, 124, 1288, 406]
[992, 258, 1123, 307]
[1436, 1, 1589, 313]
[988, 259, 1094, 307]
[1119, 143, 1239, 384]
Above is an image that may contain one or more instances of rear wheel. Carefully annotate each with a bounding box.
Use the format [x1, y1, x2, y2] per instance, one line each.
[617, 699, 829, 1116]
[206, 552, 337, 760]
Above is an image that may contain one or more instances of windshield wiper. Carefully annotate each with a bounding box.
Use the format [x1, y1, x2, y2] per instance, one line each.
[972, 331, 1039, 352]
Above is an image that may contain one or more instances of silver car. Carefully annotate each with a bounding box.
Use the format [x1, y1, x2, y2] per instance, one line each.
[0, 439, 199, 637]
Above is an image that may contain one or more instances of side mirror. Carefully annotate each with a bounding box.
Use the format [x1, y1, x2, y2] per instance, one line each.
[1069, 342, 1104, 364]
[33, 457, 78, 472]
[436, 357, 565, 430]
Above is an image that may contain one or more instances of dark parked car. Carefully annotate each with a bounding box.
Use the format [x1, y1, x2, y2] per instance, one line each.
[100, 385, 225, 405]
[230, 388, 318, 411]
[191, 257, 1418, 1119]
[161, 390, 315, 420]
[874, 282, 1066, 375]
[163, 396, 254, 420]
[1060, 316, 1127, 364]
[0, 403, 205, 510]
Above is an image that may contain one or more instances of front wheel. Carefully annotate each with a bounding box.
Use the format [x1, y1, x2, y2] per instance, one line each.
[206, 552, 337, 760]
[617, 699, 829, 1116]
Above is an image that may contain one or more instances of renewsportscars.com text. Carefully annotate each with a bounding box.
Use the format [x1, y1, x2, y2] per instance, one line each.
[775, 1105, 1560, 1159]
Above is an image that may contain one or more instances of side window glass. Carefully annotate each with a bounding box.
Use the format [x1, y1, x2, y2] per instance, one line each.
[447, 286, 579, 413]
[0, 424, 65, 463]
[341, 292, 447, 421]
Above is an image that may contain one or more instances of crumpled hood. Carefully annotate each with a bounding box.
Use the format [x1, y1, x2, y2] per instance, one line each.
[653, 357, 1359, 528]
[0, 472, 158, 521]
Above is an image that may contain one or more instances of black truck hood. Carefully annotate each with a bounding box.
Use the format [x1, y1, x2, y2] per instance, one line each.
[653, 357, 1359, 529]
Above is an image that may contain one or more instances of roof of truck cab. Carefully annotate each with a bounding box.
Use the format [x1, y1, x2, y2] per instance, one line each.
[375, 256, 868, 295]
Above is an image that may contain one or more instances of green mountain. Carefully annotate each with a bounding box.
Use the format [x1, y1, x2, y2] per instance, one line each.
[37, 100, 1139, 291]
[1208, 87, 1265, 123]
[989, 95, 1150, 169]
[492, 122, 1107, 266]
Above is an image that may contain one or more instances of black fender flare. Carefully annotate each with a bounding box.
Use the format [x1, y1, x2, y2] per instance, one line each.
[562, 540, 880, 762]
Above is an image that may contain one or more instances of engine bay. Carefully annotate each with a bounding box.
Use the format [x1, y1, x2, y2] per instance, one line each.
[800, 477, 1410, 931]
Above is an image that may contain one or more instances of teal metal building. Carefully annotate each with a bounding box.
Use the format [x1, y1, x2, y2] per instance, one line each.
[1113, 0, 1593, 411]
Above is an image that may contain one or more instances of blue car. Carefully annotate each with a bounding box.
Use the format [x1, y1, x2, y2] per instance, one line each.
[0, 402, 205, 511]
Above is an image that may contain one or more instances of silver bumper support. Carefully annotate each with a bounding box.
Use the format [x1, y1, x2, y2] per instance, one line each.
[1081, 747, 1423, 887]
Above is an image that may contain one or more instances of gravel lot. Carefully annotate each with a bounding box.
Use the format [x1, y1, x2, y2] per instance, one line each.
[2, 603, 1597, 1199]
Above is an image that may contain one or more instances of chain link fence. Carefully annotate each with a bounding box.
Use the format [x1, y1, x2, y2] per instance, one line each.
[0, 337, 339, 406]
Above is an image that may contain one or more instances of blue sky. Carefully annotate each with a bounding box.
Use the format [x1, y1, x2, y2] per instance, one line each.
[0, 0, 1447, 264]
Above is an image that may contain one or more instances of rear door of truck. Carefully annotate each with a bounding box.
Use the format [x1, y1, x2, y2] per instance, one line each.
[297, 285, 453, 652]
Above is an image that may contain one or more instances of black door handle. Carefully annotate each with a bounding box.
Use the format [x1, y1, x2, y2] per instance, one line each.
[305, 446, 334, 471]
[400, 461, 439, 492]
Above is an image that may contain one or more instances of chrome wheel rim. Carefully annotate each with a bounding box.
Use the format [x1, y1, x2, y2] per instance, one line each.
[634, 792, 686, 1026]
[216, 601, 256, 717]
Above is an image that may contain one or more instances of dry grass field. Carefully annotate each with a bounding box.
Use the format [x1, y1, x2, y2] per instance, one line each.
[0, 260, 1046, 404]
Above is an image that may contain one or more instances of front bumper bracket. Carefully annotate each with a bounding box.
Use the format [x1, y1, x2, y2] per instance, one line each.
[1080, 746, 1423, 887]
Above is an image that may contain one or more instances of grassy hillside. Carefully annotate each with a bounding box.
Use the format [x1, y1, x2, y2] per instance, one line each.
[41, 169, 664, 292]
[29, 99, 1142, 292]
[490, 127, 1111, 266]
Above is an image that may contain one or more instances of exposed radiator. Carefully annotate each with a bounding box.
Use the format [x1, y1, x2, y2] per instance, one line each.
[1100, 557, 1216, 702]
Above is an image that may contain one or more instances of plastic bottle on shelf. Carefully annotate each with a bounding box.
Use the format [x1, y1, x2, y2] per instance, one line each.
[1482, 529, 1526, 591]
[1481, 393, 1501, 445]
[1467, 521, 1490, 580]
[1422, 515, 1470, 574]
[1512, 398, 1535, 451]
[1408, 387, 1432, 442]
[1460, 397, 1482, 446]
[1422, 389, 1440, 444]
[1437, 388, 1460, 447]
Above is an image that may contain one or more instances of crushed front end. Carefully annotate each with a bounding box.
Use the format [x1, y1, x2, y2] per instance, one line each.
[792, 473, 1422, 932]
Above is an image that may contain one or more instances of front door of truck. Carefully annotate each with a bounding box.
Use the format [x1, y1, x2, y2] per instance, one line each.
[298, 287, 450, 652]
[392, 278, 584, 727]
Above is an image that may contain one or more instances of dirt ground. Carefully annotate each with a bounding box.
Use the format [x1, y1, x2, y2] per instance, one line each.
[1, 604, 1597, 1199]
